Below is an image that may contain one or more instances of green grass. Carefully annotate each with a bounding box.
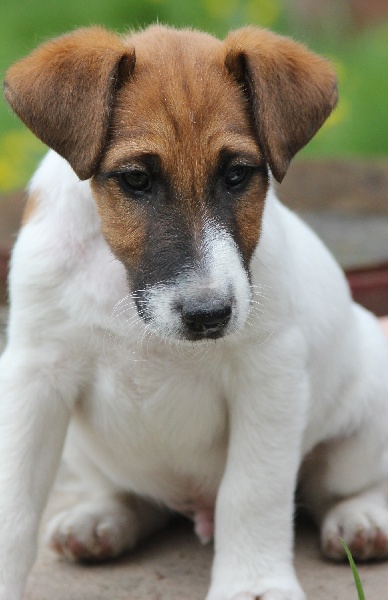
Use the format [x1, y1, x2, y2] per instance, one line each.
[341, 538, 366, 600]
[1, 0, 387, 191]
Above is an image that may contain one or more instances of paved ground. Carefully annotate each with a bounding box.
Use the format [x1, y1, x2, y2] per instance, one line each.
[24, 496, 388, 600]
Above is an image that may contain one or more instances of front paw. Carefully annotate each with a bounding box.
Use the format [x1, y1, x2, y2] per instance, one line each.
[208, 592, 305, 600]
[322, 498, 388, 561]
[228, 594, 303, 600]
[46, 497, 140, 562]
[206, 580, 306, 600]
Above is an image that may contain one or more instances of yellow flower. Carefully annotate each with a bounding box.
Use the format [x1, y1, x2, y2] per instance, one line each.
[0, 130, 45, 192]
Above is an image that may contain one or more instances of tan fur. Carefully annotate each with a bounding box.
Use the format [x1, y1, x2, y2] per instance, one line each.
[21, 191, 40, 226]
[4, 27, 135, 180]
[95, 26, 266, 267]
[225, 27, 338, 182]
[234, 181, 267, 263]
[90, 179, 147, 270]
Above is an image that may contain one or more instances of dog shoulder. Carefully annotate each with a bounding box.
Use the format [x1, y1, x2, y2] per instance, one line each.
[9, 151, 119, 319]
[24, 150, 96, 226]
[13, 151, 100, 267]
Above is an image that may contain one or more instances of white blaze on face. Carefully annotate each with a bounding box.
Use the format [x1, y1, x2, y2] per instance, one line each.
[143, 220, 252, 341]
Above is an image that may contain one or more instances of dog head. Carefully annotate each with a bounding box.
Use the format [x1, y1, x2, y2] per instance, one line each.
[4, 25, 337, 341]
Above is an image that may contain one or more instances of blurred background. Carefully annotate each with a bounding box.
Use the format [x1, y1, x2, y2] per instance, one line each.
[0, 0, 387, 192]
[1, 0, 388, 313]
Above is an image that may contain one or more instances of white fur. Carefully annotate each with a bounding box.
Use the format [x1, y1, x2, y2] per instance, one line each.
[1, 150, 388, 600]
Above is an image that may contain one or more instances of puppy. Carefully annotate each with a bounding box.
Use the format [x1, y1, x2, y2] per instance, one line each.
[2, 24, 388, 600]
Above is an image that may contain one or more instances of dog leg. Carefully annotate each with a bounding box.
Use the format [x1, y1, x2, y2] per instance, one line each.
[299, 307, 388, 563]
[321, 485, 388, 560]
[47, 424, 171, 561]
[47, 494, 170, 561]
[0, 343, 79, 600]
[206, 333, 308, 600]
[301, 430, 388, 561]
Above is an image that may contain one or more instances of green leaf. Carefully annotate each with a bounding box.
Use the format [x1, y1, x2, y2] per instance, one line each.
[341, 538, 366, 600]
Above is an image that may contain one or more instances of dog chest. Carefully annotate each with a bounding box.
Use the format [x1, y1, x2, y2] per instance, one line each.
[66, 350, 228, 504]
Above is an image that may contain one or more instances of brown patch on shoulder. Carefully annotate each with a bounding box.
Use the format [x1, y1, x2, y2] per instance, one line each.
[22, 191, 40, 226]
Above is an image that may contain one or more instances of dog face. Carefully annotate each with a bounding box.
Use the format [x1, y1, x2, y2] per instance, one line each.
[4, 25, 337, 341]
[91, 29, 268, 341]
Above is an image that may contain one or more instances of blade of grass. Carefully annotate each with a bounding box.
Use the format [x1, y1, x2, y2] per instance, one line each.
[340, 538, 366, 600]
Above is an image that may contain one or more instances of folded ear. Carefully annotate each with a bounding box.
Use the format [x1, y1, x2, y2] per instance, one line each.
[224, 27, 338, 182]
[4, 27, 135, 180]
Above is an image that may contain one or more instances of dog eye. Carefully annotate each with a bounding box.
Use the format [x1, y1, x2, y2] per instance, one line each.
[119, 170, 152, 193]
[224, 165, 250, 188]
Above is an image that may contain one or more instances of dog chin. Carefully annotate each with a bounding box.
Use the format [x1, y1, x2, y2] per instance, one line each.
[144, 320, 238, 344]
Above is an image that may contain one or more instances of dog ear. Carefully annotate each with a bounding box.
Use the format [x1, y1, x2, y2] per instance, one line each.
[4, 27, 135, 180]
[224, 27, 338, 182]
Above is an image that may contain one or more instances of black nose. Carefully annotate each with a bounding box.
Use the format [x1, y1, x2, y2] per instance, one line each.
[180, 302, 232, 337]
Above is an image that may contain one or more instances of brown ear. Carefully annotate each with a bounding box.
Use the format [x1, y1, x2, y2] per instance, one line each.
[224, 27, 338, 182]
[4, 27, 135, 180]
